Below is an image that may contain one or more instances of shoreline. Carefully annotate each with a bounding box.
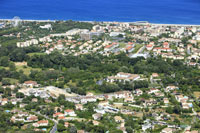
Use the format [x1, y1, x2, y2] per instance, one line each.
[1, 18, 200, 27]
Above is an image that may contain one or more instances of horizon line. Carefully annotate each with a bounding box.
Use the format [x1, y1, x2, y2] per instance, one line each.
[1, 18, 200, 27]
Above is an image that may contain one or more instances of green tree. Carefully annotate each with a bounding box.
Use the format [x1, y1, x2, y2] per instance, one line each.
[16, 92, 25, 98]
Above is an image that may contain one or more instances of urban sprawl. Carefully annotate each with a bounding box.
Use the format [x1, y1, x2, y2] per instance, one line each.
[0, 19, 200, 133]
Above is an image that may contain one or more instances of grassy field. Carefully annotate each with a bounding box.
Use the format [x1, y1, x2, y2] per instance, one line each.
[0, 66, 9, 70]
[16, 65, 41, 76]
[119, 43, 127, 48]
[27, 52, 46, 57]
[3, 78, 19, 84]
[194, 92, 200, 99]
[132, 44, 143, 53]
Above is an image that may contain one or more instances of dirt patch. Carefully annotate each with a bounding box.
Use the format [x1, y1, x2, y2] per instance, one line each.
[15, 62, 27, 66]
[194, 92, 200, 99]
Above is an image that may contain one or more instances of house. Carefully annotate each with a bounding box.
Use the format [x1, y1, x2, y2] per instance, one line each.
[135, 89, 143, 96]
[114, 116, 124, 123]
[107, 72, 140, 83]
[86, 92, 94, 96]
[77, 130, 85, 133]
[98, 101, 109, 107]
[161, 127, 173, 133]
[146, 44, 154, 51]
[93, 120, 100, 126]
[58, 116, 66, 120]
[165, 86, 178, 92]
[182, 103, 193, 109]
[163, 98, 169, 104]
[103, 94, 115, 100]
[54, 107, 62, 113]
[75, 104, 83, 110]
[124, 97, 134, 103]
[23, 81, 38, 88]
[80, 96, 97, 104]
[1, 98, 8, 105]
[104, 42, 119, 52]
[45, 99, 52, 103]
[175, 95, 188, 102]
[92, 113, 102, 120]
[185, 131, 199, 133]
[148, 88, 160, 94]
[26, 115, 38, 122]
[142, 123, 152, 132]
[182, 104, 190, 109]
[53, 112, 64, 118]
[18, 112, 29, 117]
[19, 103, 27, 108]
[94, 109, 106, 114]
[32, 98, 38, 102]
[33, 120, 49, 127]
[153, 47, 162, 53]
[126, 45, 134, 53]
[11, 109, 21, 114]
[114, 91, 132, 99]
[163, 42, 170, 48]
[64, 109, 76, 116]
[11, 99, 17, 105]
[11, 116, 25, 122]
[121, 109, 134, 115]
[155, 92, 164, 97]
[144, 98, 156, 107]
[65, 122, 69, 128]
[152, 73, 159, 78]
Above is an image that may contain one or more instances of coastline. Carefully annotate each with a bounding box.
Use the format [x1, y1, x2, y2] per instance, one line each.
[1, 18, 200, 27]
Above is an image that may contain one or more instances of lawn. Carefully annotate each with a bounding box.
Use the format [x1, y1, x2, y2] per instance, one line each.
[119, 42, 127, 48]
[132, 44, 143, 53]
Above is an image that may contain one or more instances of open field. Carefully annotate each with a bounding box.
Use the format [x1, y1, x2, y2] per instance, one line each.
[27, 52, 46, 57]
[15, 62, 41, 75]
[119, 42, 127, 48]
[132, 44, 143, 53]
[194, 92, 200, 99]
[3, 78, 19, 84]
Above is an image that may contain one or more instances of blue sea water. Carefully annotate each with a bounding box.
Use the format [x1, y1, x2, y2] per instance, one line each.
[0, 0, 200, 24]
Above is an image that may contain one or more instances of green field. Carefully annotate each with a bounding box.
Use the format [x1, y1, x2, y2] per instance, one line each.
[3, 78, 19, 84]
[132, 44, 143, 53]
[27, 52, 46, 57]
[16, 65, 41, 76]
[119, 43, 127, 48]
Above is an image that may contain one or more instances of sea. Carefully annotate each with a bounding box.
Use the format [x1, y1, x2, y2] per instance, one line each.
[0, 0, 200, 24]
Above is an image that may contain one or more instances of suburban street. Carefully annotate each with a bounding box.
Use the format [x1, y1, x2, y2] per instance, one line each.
[31, 111, 58, 133]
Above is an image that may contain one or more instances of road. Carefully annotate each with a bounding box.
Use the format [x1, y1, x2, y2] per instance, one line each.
[136, 45, 146, 54]
[31, 111, 58, 133]
[50, 123, 57, 133]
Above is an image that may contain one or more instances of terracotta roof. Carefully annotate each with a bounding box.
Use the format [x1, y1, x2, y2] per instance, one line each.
[37, 120, 48, 124]
[65, 109, 74, 113]
[53, 112, 63, 117]
[58, 116, 65, 120]
[24, 81, 37, 85]
[163, 42, 169, 45]
[105, 44, 113, 49]
[126, 46, 133, 50]
[146, 44, 153, 47]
